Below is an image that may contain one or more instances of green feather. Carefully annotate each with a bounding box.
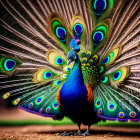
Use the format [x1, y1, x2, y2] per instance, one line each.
[0, 56, 21, 75]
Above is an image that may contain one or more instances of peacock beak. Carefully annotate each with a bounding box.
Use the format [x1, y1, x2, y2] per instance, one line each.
[67, 59, 73, 65]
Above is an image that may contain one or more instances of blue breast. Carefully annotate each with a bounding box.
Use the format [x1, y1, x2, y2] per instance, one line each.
[59, 63, 88, 115]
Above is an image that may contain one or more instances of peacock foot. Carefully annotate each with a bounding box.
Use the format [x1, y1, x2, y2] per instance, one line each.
[73, 130, 90, 136]
[73, 130, 83, 136]
[79, 131, 90, 136]
[60, 132, 73, 136]
[78, 125, 90, 136]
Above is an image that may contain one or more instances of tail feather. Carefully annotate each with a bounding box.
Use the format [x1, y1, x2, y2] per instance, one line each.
[0, 0, 139, 121]
[99, 0, 140, 59]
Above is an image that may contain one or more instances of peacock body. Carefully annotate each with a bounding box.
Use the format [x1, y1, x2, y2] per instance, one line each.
[59, 53, 100, 127]
[0, 0, 140, 136]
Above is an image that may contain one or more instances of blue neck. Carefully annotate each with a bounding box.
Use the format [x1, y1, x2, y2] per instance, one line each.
[73, 58, 81, 69]
[62, 58, 84, 90]
[68, 58, 83, 84]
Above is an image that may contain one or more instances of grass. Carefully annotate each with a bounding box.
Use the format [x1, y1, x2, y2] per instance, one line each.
[97, 120, 140, 127]
[0, 117, 139, 127]
[0, 117, 74, 126]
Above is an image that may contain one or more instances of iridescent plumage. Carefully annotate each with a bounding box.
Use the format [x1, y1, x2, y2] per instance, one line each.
[0, 0, 140, 136]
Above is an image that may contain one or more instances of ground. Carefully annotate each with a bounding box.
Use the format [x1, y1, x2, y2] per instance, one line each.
[0, 125, 140, 140]
[0, 109, 139, 140]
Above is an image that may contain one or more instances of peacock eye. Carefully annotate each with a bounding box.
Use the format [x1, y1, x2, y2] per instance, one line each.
[102, 56, 110, 64]
[113, 71, 122, 80]
[43, 71, 53, 79]
[55, 57, 63, 65]
[46, 107, 51, 113]
[119, 112, 125, 119]
[54, 80, 62, 86]
[53, 101, 59, 109]
[92, 55, 99, 63]
[101, 76, 108, 83]
[29, 102, 33, 108]
[93, 31, 104, 46]
[4, 59, 16, 71]
[74, 23, 83, 36]
[108, 101, 116, 112]
[56, 26, 66, 42]
[95, 98, 101, 108]
[35, 96, 44, 105]
[94, 0, 107, 15]
[130, 111, 136, 118]
[99, 66, 104, 73]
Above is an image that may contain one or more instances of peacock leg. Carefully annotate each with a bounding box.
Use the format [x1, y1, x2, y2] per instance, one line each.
[83, 125, 90, 136]
[61, 123, 82, 136]
[79, 125, 90, 136]
[73, 123, 82, 136]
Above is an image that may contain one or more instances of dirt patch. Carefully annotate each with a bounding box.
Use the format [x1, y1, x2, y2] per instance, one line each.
[0, 125, 140, 140]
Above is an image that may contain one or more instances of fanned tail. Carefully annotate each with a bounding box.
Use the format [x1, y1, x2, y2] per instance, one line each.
[94, 0, 140, 121]
[0, 0, 80, 119]
[0, 0, 139, 121]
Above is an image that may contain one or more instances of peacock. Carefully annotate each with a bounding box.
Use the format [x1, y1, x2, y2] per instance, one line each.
[0, 0, 140, 136]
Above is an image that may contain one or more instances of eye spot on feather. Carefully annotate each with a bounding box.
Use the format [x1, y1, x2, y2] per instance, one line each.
[130, 111, 136, 118]
[119, 112, 125, 119]
[89, 59, 93, 65]
[54, 80, 62, 86]
[13, 98, 21, 105]
[86, 51, 91, 58]
[55, 57, 63, 65]
[2, 92, 11, 99]
[93, 57, 96, 61]
[46, 107, 51, 113]
[98, 108, 102, 114]
[99, 66, 104, 73]
[67, 67, 70, 71]
[4, 59, 16, 71]
[39, 108, 43, 114]
[73, 23, 83, 38]
[92, 55, 99, 64]
[94, 0, 107, 15]
[102, 56, 110, 64]
[95, 98, 101, 108]
[63, 66, 71, 72]
[113, 71, 122, 81]
[107, 101, 116, 112]
[81, 51, 86, 57]
[37, 98, 42, 102]
[56, 27, 66, 42]
[63, 74, 68, 79]
[29, 102, 33, 109]
[101, 76, 108, 83]
[93, 31, 104, 46]
[82, 57, 88, 63]
[35, 96, 44, 105]
[43, 71, 53, 79]
[53, 101, 59, 109]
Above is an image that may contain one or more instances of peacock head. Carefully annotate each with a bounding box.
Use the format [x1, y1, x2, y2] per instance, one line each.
[67, 39, 81, 65]
[67, 39, 80, 65]
[67, 49, 79, 65]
